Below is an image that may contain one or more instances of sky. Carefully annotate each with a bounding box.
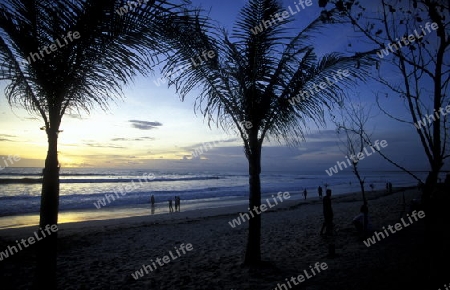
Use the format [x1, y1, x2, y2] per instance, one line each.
[0, 0, 445, 174]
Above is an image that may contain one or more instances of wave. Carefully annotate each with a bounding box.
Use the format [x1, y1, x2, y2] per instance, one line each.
[0, 169, 420, 217]
[0, 178, 42, 184]
[0, 172, 114, 177]
[0, 184, 248, 216]
[0, 175, 221, 184]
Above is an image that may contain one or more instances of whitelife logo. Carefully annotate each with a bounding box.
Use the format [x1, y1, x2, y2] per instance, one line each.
[363, 210, 425, 247]
[414, 105, 450, 130]
[0, 224, 58, 262]
[228, 192, 290, 228]
[272, 262, 328, 290]
[131, 243, 194, 280]
[376, 22, 438, 59]
[24, 31, 80, 64]
[93, 173, 155, 209]
[0, 155, 20, 171]
[115, 0, 150, 16]
[153, 50, 215, 87]
[250, 0, 313, 35]
[288, 69, 350, 106]
[325, 140, 388, 177]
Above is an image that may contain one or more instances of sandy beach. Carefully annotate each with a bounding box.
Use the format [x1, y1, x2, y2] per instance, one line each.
[0, 186, 445, 289]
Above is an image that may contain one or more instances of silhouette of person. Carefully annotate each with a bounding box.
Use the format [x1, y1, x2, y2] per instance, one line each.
[150, 195, 155, 206]
[303, 189, 307, 200]
[318, 186, 323, 199]
[320, 189, 333, 236]
[176, 196, 181, 212]
[168, 198, 173, 212]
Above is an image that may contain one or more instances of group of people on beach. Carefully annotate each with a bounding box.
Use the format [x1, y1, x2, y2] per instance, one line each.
[168, 196, 181, 212]
[149, 195, 182, 213]
[301, 186, 324, 200]
[315, 186, 373, 238]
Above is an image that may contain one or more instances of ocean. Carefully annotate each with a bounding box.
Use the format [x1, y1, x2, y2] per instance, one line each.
[0, 167, 423, 228]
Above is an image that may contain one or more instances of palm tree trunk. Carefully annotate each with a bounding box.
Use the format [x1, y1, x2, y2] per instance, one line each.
[34, 128, 60, 290]
[244, 132, 262, 265]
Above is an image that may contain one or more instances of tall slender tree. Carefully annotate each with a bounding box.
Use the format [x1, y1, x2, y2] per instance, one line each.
[333, 100, 373, 205]
[321, 0, 449, 205]
[0, 0, 199, 288]
[320, 1, 449, 285]
[157, 0, 374, 265]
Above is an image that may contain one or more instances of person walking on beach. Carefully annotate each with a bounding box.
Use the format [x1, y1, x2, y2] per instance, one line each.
[318, 186, 323, 199]
[303, 189, 307, 200]
[168, 198, 174, 212]
[150, 195, 155, 206]
[176, 196, 181, 212]
[320, 189, 334, 236]
[174, 196, 181, 211]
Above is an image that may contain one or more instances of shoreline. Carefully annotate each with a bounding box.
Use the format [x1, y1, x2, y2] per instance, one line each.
[0, 186, 416, 237]
[1, 185, 436, 290]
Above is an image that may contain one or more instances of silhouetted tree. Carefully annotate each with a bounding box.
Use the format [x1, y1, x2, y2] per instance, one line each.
[158, 0, 374, 265]
[0, 0, 199, 288]
[321, 0, 449, 286]
[322, 0, 449, 208]
[333, 99, 374, 205]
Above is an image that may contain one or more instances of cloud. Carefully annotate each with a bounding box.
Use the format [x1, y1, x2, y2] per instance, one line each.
[111, 137, 155, 142]
[129, 120, 163, 130]
[84, 142, 125, 149]
[185, 137, 238, 151]
[0, 134, 18, 137]
[66, 113, 84, 120]
[0, 134, 17, 142]
[304, 130, 337, 140]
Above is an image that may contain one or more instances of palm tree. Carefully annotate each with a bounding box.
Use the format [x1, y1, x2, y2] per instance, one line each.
[0, 0, 199, 288]
[157, 0, 374, 265]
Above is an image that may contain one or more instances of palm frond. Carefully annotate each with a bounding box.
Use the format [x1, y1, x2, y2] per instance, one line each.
[0, 0, 197, 128]
[155, 0, 375, 147]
